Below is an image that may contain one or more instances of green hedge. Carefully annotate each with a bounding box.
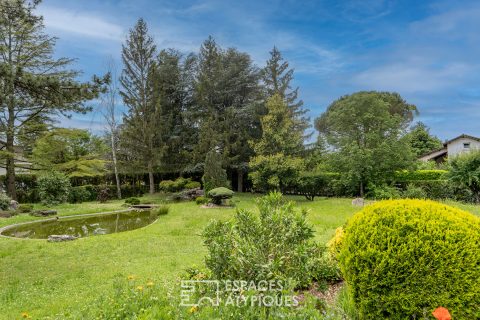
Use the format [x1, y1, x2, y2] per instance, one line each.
[339, 200, 480, 319]
[394, 169, 448, 182]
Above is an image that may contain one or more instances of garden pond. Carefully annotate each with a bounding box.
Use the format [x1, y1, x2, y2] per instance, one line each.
[0, 210, 159, 239]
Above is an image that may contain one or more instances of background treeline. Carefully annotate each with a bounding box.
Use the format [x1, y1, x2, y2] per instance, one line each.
[2, 6, 478, 204]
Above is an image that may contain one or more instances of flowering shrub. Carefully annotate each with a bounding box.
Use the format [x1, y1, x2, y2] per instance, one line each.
[339, 199, 480, 319]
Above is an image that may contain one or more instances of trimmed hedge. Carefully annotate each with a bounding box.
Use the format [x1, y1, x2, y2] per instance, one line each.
[339, 200, 480, 319]
[207, 187, 234, 205]
[395, 169, 448, 182]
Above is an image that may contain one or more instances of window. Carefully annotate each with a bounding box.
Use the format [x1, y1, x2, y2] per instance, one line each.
[464, 142, 470, 149]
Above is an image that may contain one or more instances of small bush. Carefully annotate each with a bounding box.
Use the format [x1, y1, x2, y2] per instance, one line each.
[17, 204, 34, 213]
[159, 180, 175, 193]
[159, 178, 192, 193]
[96, 185, 110, 203]
[69, 186, 92, 203]
[184, 180, 201, 190]
[153, 205, 169, 216]
[195, 196, 208, 205]
[402, 184, 427, 199]
[124, 197, 141, 205]
[37, 171, 71, 205]
[203, 192, 338, 289]
[207, 187, 234, 205]
[327, 226, 344, 261]
[368, 185, 401, 200]
[339, 199, 480, 319]
[0, 192, 11, 210]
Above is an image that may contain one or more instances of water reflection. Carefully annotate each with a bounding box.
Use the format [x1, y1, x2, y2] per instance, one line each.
[1, 210, 158, 239]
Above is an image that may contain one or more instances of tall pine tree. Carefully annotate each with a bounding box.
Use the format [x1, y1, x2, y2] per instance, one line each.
[119, 18, 159, 194]
[0, 0, 107, 198]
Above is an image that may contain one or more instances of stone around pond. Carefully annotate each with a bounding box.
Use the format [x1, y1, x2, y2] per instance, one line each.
[47, 234, 77, 242]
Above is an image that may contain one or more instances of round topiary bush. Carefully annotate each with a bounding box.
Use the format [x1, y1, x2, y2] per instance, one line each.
[207, 187, 233, 205]
[338, 199, 480, 319]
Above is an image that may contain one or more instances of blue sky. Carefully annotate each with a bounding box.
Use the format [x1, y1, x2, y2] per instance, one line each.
[38, 0, 480, 140]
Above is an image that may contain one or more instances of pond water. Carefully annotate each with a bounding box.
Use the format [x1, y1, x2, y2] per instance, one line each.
[0, 210, 158, 239]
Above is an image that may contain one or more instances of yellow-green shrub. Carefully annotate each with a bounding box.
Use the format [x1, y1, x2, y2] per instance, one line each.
[327, 226, 344, 261]
[339, 199, 480, 320]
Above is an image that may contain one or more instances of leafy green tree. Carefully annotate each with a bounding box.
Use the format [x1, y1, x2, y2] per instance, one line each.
[119, 19, 159, 194]
[202, 148, 228, 193]
[32, 128, 107, 177]
[0, 0, 107, 199]
[262, 46, 310, 137]
[449, 150, 480, 203]
[405, 122, 443, 157]
[249, 94, 304, 191]
[315, 91, 417, 196]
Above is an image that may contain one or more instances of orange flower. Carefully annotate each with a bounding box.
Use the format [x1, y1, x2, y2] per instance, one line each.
[432, 307, 451, 320]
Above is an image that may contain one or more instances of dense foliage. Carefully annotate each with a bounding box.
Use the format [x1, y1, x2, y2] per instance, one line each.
[316, 91, 417, 196]
[449, 150, 480, 203]
[0, 192, 11, 210]
[37, 172, 71, 205]
[339, 200, 480, 319]
[203, 192, 338, 288]
[405, 122, 443, 157]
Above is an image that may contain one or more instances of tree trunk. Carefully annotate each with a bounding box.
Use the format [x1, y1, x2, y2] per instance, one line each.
[111, 134, 122, 199]
[237, 169, 244, 192]
[5, 135, 16, 200]
[148, 161, 155, 194]
[359, 181, 364, 198]
[6, 101, 16, 200]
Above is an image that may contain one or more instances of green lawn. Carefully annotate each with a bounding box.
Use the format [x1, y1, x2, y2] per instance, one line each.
[0, 194, 478, 319]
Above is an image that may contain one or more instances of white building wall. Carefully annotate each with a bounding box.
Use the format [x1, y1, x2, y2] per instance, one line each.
[447, 138, 480, 157]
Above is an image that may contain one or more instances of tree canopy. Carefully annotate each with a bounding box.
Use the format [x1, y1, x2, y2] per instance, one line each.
[315, 91, 417, 196]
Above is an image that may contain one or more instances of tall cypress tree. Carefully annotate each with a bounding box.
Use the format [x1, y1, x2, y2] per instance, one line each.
[119, 18, 159, 194]
[262, 47, 310, 138]
[0, 0, 107, 199]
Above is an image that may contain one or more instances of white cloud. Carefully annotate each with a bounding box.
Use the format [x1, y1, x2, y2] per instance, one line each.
[352, 62, 470, 93]
[37, 6, 124, 41]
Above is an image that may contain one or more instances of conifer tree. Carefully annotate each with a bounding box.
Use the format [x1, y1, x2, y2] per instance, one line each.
[262, 47, 310, 138]
[119, 18, 159, 194]
[0, 0, 107, 199]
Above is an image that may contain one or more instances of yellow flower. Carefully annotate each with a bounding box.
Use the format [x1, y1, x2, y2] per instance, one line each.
[127, 275, 135, 280]
[146, 281, 154, 287]
[21, 312, 29, 318]
[189, 306, 198, 313]
[136, 285, 144, 291]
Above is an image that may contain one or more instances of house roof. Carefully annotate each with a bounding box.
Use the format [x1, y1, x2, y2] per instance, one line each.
[443, 134, 480, 146]
[419, 134, 480, 160]
[419, 147, 447, 160]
